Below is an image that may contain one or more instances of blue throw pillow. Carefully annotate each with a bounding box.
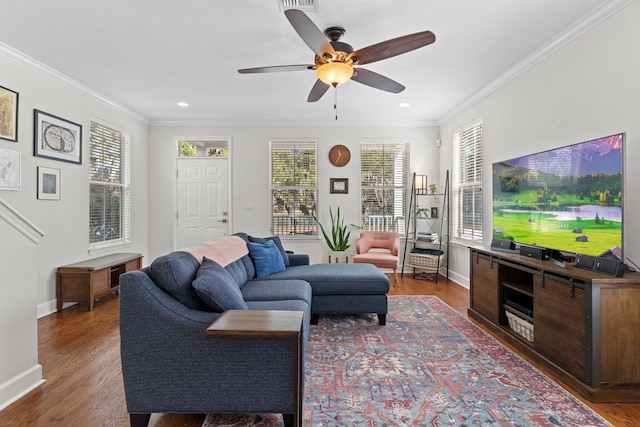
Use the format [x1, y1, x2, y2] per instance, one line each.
[248, 235, 290, 266]
[149, 251, 207, 310]
[248, 239, 286, 278]
[192, 257, 248, 312]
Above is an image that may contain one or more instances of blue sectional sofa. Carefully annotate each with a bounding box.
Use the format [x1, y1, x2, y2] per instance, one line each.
[119, 233, 389, 426]
[120, 235, 311, 427]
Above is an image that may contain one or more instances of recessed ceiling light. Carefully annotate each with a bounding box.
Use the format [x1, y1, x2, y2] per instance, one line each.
[399, 102, 410, 108]
[176, 101, 189, 107]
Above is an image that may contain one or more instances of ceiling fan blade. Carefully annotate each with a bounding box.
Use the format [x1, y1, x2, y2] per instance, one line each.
[284, 9, 336, 58]
[351, 31, 435, 66]
[238, 64, 313, 74]
[307, 79, 330, 102]
[351, 68, 405, 93]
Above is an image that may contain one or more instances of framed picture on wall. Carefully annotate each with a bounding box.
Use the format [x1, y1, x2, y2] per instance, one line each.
[34, 109, 82, 164]
[0, 85, 19, 142]
[37, 166, 61, 200]
[0, 149, 20, 190]
[330, 178, 348, 194]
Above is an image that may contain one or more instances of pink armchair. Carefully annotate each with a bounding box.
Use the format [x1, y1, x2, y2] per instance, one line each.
[353, 232, 400, 287]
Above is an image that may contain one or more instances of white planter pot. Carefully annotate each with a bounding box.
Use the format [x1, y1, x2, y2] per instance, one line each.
[329, 250, 349, 263]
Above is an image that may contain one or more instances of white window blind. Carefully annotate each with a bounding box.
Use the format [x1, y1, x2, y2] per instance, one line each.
[453, 119, 483, 242]
[270, 140, 317, 236]
[89, 120, 130, 246]
[361, 140, 408, 233]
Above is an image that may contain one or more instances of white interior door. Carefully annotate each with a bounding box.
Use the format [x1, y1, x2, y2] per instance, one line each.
[176, 157, 229, 248]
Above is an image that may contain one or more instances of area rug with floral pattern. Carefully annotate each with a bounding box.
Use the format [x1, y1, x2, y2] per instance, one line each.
[203, 295, 610, 426]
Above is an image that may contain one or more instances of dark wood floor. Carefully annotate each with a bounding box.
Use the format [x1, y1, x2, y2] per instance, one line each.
[0, 274, 638, 426]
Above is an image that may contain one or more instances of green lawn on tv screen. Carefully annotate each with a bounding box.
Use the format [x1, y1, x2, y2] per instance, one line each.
[493, 211, 621, 256]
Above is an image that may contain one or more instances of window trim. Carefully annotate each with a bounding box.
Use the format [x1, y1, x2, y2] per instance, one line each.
[360, 139, 409, 233]
[88, 117, 131, 252]
[452, 118, 483, 243]
[269, 138, 318, 238]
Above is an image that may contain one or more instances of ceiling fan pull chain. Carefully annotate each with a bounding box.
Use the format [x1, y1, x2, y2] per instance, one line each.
[334, 85, 338, 120]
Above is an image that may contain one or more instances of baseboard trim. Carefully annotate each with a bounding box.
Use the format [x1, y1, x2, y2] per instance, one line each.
[447, 270, 468, 289]
[0, 364, 45, 411]
[37, 299, 57, 319]
[37, 299, 78, 319]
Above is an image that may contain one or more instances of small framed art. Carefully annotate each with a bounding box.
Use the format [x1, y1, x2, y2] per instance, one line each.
[0, 85, 19, 142]
[37, 166, 60, 200]
[431, 207, 439, 219]
[330, 178, 348, 194]
[34, 109, 82, 164]
[0, 149, 20, 190]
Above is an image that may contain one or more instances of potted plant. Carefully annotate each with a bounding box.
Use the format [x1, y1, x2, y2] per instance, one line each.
[313, 207, 351, 262]
[416, 207, 430, 218]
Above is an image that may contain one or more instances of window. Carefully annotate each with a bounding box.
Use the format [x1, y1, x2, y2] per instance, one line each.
[89, 119, 130, 246]
[178, 139, 229, 157]
[452, 119, 483, 241]
[270, 140, 317, 236]
[361, 140, 408, 232]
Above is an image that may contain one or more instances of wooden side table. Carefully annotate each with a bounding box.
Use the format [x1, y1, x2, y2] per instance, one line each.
[207, 310, 304, 427]
[56, 252, 143, 312]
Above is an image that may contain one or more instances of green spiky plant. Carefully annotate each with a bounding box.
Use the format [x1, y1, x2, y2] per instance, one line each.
[313, 207, 351, 251]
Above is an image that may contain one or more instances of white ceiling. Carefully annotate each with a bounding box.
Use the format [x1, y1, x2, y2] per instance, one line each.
[0, 0, 627, 126]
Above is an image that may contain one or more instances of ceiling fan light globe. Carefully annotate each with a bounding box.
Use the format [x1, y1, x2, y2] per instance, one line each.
[317, 62, 354, 86]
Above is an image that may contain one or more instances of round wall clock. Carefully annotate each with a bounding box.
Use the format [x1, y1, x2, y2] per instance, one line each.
[328, 144, 351, 167]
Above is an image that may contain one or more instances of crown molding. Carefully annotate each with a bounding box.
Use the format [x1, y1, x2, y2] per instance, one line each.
[149, 118, 440, 127]
[0, 42, 149, 125]
[438, 0, 634, 125]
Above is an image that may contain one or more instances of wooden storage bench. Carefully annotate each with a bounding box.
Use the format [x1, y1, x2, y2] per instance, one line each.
[56, 253, 143, 312]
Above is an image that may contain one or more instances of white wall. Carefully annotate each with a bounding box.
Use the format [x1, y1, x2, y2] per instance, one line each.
[148, 124, 440, 263]
[0, 213, 43, 410]
[0, 48, 149, 408]
[439, 1, 640, 287]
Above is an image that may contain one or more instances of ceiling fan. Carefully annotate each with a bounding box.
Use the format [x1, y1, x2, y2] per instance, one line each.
[238, 9, 436, 103]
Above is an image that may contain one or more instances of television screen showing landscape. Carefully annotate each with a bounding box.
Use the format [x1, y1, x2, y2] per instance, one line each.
[493, 133, 624, 258]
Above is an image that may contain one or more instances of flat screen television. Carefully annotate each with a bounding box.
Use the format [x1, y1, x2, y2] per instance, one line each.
[492, 133, 624, 259]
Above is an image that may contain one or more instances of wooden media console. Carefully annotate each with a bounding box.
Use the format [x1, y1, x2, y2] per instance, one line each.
[468, 246, 640, 403]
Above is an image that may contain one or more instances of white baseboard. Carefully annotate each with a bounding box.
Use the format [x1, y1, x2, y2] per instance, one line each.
[447, 270, 469, 289]
[37, 299, 57, 319]
[37, 299, 78, 319]
[0, 364, 45, 411]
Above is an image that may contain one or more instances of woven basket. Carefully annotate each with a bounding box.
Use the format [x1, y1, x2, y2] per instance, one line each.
[505, 311, 534, 342]
[409, 252, 444, 268]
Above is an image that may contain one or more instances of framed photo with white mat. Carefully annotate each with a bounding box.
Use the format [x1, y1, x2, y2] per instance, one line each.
[37, 166, 60, 200]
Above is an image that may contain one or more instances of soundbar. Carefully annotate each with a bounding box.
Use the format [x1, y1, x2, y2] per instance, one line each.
[519, 244, 547, 260]
[491, 238, 518, 253]
[574, 253, 626, 277]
